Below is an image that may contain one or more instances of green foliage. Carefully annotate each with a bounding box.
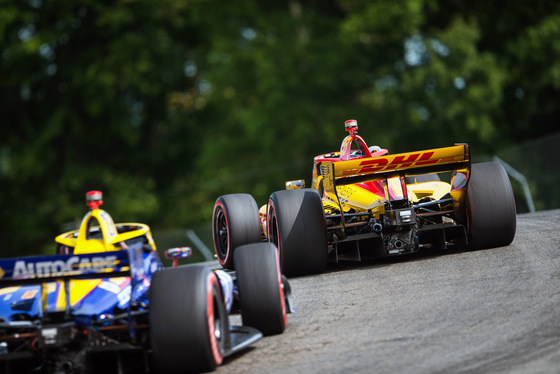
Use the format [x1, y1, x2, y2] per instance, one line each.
[0, 0, 559, 256]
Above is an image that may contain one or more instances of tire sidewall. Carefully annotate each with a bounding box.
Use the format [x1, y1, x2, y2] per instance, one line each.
[150, 266, 228, 373]
[267, 189, 327, 277]
[212, 199, 231, 267]
[235, 243, 287, 335]
[212, 194, 261, 269]
[466, 162, 517, 249]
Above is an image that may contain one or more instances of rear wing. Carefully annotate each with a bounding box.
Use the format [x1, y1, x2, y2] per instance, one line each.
[0, 243, 146, 335]
[0, 243, 145, 287]
[319, 144, 470, 222]
[329, 144, 470, 185]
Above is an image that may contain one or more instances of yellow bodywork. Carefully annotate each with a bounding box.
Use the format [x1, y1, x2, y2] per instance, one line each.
[55, 208, 156, 254]
[50, 205, 155, 310]
[330, 145, 469, 178]
[313, 144, 469, 216]
[407, 181, 451, 201]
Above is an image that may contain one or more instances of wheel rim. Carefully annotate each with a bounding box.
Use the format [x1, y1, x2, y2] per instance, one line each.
[268, 211, 279, 248]
[207, 274, 224, 366]
[213, 298, 223, 346]
[213, 206, 229, 260]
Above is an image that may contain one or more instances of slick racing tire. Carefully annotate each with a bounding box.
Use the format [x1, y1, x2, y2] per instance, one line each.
[212, 194, 261, 269]
[234, 242, 287, 336]
[466, 161, 516, 250]
[267, 188, 328, 277]
[150, 265, 229, 374]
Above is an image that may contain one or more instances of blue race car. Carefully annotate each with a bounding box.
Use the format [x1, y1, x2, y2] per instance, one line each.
[0, 191, 292, 374]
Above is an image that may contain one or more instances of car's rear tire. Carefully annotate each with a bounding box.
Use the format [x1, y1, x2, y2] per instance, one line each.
[150, 265, 229, 374]
[466, 161, 516, 250]
[267, 189, 327, 277]
[212, 194, 261, 269]
[235, 242, 287, 336]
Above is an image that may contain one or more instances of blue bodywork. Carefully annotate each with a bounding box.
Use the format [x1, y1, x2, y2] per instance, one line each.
[0, 241, 162, 324]
[0, 240, 163, 373]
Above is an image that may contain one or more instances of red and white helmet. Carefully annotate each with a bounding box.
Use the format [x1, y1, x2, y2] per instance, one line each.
[345, 119, 358, 135]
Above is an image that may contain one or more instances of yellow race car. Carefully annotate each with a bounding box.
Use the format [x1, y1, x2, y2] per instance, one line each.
[212, 119, 516, 277]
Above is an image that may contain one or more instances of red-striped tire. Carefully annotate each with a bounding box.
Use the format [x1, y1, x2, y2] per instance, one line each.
[235, 242, 287, 336]
[150, 265, 229, 373]
[212, 194, 261, 269]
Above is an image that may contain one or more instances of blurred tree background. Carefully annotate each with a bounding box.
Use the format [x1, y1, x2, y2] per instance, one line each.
[1, 0, 559, 256]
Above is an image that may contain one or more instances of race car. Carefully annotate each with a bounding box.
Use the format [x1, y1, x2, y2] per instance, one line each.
[212, 119, 516, 277]
[0, 191, 292, 374]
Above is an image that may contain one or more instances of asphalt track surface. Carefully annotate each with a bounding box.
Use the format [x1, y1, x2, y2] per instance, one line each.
[214, 209, 560, 374]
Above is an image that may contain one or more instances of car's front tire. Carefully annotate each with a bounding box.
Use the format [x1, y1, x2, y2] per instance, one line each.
[235, 242, 287, 336]
[150, 265, 229, 373]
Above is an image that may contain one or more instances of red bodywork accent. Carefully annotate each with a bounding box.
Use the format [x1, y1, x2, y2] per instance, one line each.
[357, 181, 385, 198]
[312, 120, 391, 201]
